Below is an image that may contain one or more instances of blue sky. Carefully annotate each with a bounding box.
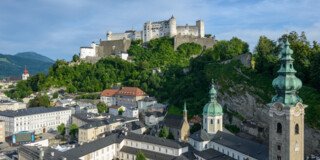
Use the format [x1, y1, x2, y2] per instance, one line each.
[0, 0, 319, 60]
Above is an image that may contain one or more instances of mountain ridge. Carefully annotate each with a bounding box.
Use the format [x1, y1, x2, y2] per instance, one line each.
[0, 52, 54, 79]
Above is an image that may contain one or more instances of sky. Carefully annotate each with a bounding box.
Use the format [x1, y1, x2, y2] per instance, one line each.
[0, 0, 319, 60]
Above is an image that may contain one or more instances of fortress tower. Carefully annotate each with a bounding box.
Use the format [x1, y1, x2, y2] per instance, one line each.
[169, 15, 177, 37]
[268, 40, 306, 160]
[196, 20, 204, 38]
[203, 81, 223, 134]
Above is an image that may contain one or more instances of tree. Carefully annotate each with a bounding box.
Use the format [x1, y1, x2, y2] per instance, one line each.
[57, 123, 66, 136]
[69, 123, 78, 139]
[136, 150, 146, 160]
[97, 102, 107, 113]
[159, 126, 169, 138]
[72, 54, 80, 62]
[190, 123, 201, 134]
[118, 108, 124, 115]
[254, 36, 279, 76]
[29, 94, 50, 107]
[52, 92, 59, 99]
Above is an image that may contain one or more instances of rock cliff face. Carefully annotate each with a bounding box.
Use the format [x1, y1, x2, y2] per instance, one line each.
[217, 84, 320, 155]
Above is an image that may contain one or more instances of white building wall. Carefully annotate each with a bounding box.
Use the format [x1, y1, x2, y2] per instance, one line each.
[100, 96, 116, 106]
[79, 43, 97, 59]
[0, 109, 72, 136]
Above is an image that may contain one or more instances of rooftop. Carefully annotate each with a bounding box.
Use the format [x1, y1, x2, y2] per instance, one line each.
[164, 114, 184, 129]
[212, 131, 268, 160]
[0, 107, 70, 117]
[100, 89, 119, 97]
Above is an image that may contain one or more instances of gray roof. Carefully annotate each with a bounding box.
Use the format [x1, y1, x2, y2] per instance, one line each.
[145, 111, 165, 117]
[189, 129, 214, 142]
[61, 133, 120, 159]
[120, 146, 179, 160]
[193, 148, 233, 160]
[125, 132, 186, 149]
[125, 121, 145, 131]
[0, 107, 70, 117]
[164, 114, 184, 129]
[212, 131, 268, 160]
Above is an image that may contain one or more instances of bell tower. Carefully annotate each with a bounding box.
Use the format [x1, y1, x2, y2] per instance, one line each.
[268, 40, 306, 160]
[202, 81, 223, 134]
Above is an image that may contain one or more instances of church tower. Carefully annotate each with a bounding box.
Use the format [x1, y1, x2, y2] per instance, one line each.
[22, 66, 29, 80]
[268, 40, 306, 160]
[202, 81, 223, 134]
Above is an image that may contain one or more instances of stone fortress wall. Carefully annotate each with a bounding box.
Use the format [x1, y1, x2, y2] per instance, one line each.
[174, 34, 215, 50]
[80, 16, 213, 61]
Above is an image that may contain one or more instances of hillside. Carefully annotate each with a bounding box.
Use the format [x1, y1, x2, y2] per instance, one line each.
[0, 52, 54, 78]
[15, 52, 54, 63]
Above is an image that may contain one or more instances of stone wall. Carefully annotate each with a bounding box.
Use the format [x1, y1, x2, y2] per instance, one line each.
[173, 35, 215, 50]
[96, 39, 131, 57]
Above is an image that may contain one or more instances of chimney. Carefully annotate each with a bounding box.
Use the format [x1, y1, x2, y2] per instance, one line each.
[51, 152, 54, 156]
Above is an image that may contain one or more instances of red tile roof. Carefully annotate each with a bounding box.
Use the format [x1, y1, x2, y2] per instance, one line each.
[116, 87, 146, 96]
[101, 89, 119, 97]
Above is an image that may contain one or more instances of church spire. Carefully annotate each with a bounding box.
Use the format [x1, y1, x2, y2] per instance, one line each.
[209, 79, 217, 102]
[271, 39, 302, 106]
[183, 101, 187, 122]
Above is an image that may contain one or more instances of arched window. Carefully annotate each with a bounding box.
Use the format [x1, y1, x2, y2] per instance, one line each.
[277, 123, 282, 134]
[211, 119, 213, 124]
[295, 124, 299, 134]
[217, 119, 220, 124]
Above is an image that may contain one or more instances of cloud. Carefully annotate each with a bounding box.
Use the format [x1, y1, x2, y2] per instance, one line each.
[0, 0, 319, 60]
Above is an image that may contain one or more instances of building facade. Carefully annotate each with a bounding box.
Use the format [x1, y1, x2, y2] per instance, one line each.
[19, 132, 189, 160]
[268, 40, 305, 160]
[142, 16, 204, 42]
[0, 120, 5, 142]
[0, 107, 71, 136]
[79, 42, 97, 59]
[0, 98, 26, 111]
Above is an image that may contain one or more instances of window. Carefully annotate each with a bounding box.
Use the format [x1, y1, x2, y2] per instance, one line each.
[277, 156, 281, 160]
[277, 123, 282, 134]
[295, 124, 299, 134]
[277, 145, 281, 151]
[211, 119, 213, 124]
[217, 119, 220, 124]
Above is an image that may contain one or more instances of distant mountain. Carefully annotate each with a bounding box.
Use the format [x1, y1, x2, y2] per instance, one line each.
[15, 52, 55, 63]
[0, 52, 55, 79]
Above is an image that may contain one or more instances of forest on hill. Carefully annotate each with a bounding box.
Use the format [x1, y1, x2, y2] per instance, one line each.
[0, 52, 54, 78]
[5, 31, 320, 129]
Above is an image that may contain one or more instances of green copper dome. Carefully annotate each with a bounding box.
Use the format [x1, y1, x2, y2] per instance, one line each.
[203, 82, 223, 116]
[271, 40, 302, 106]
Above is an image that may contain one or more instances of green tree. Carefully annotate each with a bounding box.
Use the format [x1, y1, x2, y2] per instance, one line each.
[52, 92, 59, 99]
[254, 36, 279, 76]
[57, 123, 66, 136]
[29, 94, 51, 107]
[118, 108, 124, 115]
[310, 52, 320, 91]
[190, 123, 201, 134]
[69, 123, 79, 139]
[72, 54, 80, 62]
[159, 126, 169, 138]
[136, 150, 146, 160]
[97, 102, 107, 113]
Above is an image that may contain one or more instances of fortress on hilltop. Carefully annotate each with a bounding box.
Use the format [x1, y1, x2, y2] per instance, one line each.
[79, 16, 215, 62]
